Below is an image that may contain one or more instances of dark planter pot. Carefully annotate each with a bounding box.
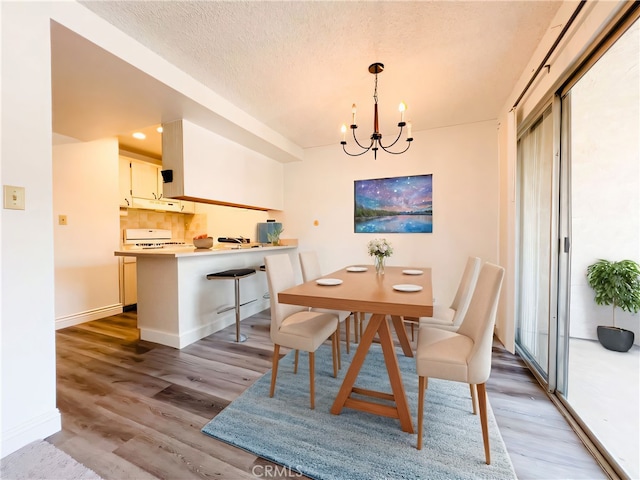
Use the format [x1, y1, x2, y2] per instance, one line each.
[597, 326, 635, 353]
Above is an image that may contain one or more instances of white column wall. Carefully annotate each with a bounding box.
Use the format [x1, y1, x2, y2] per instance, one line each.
[1, 2, 60, 457]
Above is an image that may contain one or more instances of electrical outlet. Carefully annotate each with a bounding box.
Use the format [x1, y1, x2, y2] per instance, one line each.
[3, 185, 25, 210]
[58, 215, 68, 226]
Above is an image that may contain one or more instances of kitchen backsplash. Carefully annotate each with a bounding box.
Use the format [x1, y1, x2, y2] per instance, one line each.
[120, 208, 206, 243]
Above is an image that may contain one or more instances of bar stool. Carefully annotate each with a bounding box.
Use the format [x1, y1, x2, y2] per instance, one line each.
[206, 268, 256, 342]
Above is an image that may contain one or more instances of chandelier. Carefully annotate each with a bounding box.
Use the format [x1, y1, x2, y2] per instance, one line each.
[341, 63, 413, 160]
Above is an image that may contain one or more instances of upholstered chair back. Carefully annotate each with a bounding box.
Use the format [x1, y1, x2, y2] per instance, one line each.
[265, 254, 307, 337]
[456, 262, 505, 384]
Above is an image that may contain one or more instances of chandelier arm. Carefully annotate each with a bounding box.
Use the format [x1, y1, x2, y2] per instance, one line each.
[351, 128, 374, 151]
[379, 125, 404, 150]
[342, 143, 374, 157]
[379, 139, 413, 155]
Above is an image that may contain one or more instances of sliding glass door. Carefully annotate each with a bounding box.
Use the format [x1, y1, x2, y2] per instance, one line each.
[557, 17, 639, 479]
[516, 13, 639, 478]
[515, 105, 556, 378]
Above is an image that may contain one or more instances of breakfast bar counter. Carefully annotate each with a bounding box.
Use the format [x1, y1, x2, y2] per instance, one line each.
[114, 245, 296, 348]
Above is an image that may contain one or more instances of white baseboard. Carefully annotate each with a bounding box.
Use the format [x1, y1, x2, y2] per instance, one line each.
[55, 304, 123, 330]
[0, 409, 61, 459]
[140, 299, 270, 349]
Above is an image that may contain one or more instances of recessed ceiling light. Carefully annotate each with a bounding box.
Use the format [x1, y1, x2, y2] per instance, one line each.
[156, 126, 163, 133]
[132, 132, 146, 140]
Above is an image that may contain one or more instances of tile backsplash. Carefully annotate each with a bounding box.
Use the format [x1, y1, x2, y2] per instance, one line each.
[120, 208, 206, 243]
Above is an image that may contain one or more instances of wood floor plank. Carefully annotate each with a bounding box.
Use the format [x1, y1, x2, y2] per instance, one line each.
[152, 384, 229, 419]
[48, 434, 159, 480]
[57, 349, 172, 397]
[113, 433, 255, 480]
[48, 310, 605, 480]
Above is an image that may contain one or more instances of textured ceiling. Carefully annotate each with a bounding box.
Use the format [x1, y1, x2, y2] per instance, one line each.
[58, 1, 563, 157]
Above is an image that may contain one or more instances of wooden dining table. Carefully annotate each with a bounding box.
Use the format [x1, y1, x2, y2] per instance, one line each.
[278, 265, 433, 433]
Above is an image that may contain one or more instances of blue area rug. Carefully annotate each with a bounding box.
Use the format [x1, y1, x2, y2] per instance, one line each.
[202, 343, 516, 480]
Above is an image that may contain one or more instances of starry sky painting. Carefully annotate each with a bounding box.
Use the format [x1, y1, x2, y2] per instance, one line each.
[354, 174, 433, 233]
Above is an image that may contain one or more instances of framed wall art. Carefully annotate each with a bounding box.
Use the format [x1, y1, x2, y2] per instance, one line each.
[354, 174, 433, 233]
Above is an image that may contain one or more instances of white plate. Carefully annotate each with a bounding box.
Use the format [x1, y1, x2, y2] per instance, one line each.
[402, 269, 424, 275]
[346, 266, 368, 272]
[316, 278, 343, 286]
[393, 284, 423, 292]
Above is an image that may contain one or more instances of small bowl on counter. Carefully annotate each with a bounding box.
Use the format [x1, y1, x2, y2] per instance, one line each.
[193, 237, 214, 249]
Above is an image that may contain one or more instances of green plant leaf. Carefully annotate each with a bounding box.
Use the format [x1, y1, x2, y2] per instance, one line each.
[586, 259, 640, 327]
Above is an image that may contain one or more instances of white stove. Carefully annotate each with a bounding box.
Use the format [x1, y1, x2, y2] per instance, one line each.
[123, 228, 186, 249]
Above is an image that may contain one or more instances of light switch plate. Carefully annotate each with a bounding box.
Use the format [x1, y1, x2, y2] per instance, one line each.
[3, 185, 25, 210]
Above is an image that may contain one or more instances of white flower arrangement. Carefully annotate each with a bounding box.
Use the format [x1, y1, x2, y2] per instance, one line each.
[367, 238, 393, 258]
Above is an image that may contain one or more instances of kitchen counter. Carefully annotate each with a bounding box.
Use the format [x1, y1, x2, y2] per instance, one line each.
[114, 245, 296, 348]
[115, 244, 292, 258]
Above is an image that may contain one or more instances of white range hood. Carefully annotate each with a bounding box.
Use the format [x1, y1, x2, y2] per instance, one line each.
[131, 197, 181, 212]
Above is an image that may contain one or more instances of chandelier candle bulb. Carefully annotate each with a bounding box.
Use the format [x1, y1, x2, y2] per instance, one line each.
[407, 121, 412, 139]
[399, 102, 406, 123]
[352, 104, 357, 126]
[341, 124, 347, 142]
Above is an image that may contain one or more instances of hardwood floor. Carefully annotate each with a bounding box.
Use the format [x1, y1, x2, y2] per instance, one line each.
[49, 310, 606, 479]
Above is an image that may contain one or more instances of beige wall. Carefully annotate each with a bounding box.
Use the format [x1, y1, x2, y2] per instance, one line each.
[53, 139, 122, 326]
[277, 120, 500, 303]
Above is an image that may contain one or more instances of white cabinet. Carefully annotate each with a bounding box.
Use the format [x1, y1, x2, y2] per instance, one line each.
[162, 119, 284, 210]
[119, 156, 132, 207]
[131, 160, 162, 200]
[120, 156, 195, 213]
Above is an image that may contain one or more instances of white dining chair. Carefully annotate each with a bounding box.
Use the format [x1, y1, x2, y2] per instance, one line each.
[406, 256, 481, 339]
[299, 251, 354, 364]
[265, 253, 340, 409]
[415, 262, 504, 464]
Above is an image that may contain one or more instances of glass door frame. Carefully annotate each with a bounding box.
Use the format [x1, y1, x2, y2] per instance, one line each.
[514, 98, 562, 391]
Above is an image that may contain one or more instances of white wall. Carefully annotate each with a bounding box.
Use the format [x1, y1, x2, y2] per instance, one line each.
[53, 138, 122, 328]
[278, 120, 500, 304]
[1, 1, 61, 457]
[180, 120, 284, 210]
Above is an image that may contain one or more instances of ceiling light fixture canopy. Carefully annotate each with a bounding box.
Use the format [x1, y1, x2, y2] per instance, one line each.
[341, 63, 413, 160]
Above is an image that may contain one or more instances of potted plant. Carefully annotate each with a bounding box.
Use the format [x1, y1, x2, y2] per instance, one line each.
[586, 259, 640, 352]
